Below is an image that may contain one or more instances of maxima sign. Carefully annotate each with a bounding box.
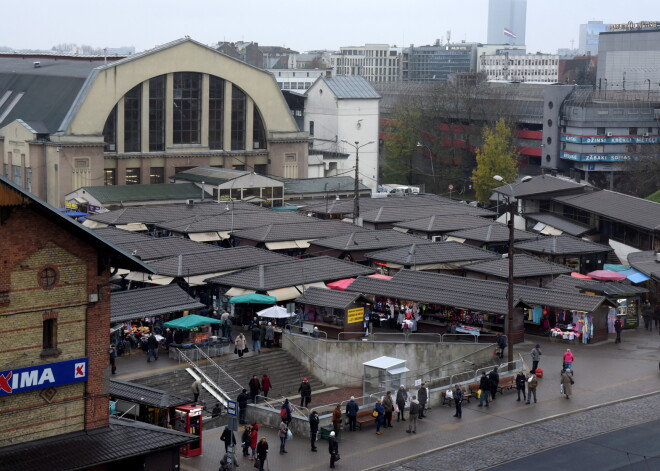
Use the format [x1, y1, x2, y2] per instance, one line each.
[0, 358, 88, 396]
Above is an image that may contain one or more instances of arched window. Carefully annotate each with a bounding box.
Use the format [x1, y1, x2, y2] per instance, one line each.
[103, 106, 117, 152]
[173, 72, 201, 144]
[124, 84, 141, 152]
[231, 86, 246, 150]
[253, 107, 266, 150]
[149, 75, 166, 151]
[209, 76, 225, 150]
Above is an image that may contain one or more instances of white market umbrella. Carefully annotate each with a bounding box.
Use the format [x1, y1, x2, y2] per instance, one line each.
[257, 305, 293, 319]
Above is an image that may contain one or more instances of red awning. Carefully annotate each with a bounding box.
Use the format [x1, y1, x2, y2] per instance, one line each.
[327, 278, 356, 291]
[570, 272, 593, 279]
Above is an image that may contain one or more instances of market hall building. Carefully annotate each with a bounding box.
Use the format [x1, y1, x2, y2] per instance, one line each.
[0, 37, 308, 207]
[0, 175, 195, 470]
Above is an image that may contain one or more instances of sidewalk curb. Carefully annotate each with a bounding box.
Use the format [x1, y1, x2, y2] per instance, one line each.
[362, 390, 660, 471]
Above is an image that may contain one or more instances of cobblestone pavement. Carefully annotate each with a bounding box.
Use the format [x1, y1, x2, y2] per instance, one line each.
[379, 393, 660, 471]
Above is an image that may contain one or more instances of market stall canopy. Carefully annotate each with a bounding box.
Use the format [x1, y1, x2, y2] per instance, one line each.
[571, 272, 592, 279]
[587, 270, 627, 281]
[163, 314, 222, 330]
[257, 305, 293, 318]
[229, 293, 277, 304]
[327, 278, 356, 291]
[110, 284, 205, 323]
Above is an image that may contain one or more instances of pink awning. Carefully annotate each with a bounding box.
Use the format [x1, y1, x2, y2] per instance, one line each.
[586, 270, 627, 281]
[570, 272, 593, 279]
[368, 274, 393, 280]
[327, 278, 357, 291]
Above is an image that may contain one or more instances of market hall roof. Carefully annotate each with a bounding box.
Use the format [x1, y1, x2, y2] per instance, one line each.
[110, 284, 205, 323]
[546, 274, 649, 296]
[358, 204, 496, 224]
[205, 256, 375, 290]
[300, 194, 455, 215]
[279, 176, 370, 196]
[461, 254, 573, 279]
[307, 229, 432, 252]
[295, 287, 366, 310]
[493, 174, 588, 199]
[514, 234, 612, 255]
[523, 213, 594, 237]
[553, 189, 660, 232]
[110, 380, 191, 409]
[628, 251, 660, 281]
[231, 220, 371, 243]
[446, 223, 538, 243]
[0, 416, 195, 471]
[365, 241, 498, 266]
[115, 237, 222, 261]
[71, 183, 211, 204]
[394, 214, 494, 234]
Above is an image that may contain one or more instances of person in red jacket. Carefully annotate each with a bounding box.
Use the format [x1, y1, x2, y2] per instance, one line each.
[262, 374, 272, 398]
[249, 423, 259, 461]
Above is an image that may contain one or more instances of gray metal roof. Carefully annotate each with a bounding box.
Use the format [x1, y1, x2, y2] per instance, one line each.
[462, 254, 573, 279]
[553, 189, 660, 231]
[116, 237, 222, 261]
[394, 214, 494, 233]
[546, 274, 648, 296]
[146, 246, 291, 277]
[446, 224, 538, 243]
[301, 194, 455, 215]
[295, 287, 364, 310]
[110, 285, 205, 322]
[206, 256, 375, 290]
[232, 220, 371, 243]
[493, 175, 587, 198]
[524, 213, 594, 237]
[316, 76, 381, 99]
[171, 166, 251, 185]
[92, 226, 154, 245]
[280, 176, 370, 195]
[110, 379, 191, 408]
[155, 209, 315, 233]
[365, 241, 499, 265]
[78, 183, 210, 204]
[308, 229, 431, 251]
[514, 235, 612, 255]
[360, 204, 495, 224]
[628, 251, 660, 280]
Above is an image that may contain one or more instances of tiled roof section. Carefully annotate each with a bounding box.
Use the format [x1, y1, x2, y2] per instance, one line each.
[553, 189, 660, 231]
[0, 416, 195, 471]
[493, 175, 587, 198]
[300, 194, 455, 215]
[628, 251, 660, 280]
[391, 270, 609, 312]
[546, 274, 649, 296]
[111, 284, 205, 322]
[88, 201, 264, 225]
[394, 214, 494, 233]
[309, 229, 432, 251]
[447, 224, 537, 243]
[92, 226, 154, 245]
[514, 235, 612, 255]
[295, 287, 363, 310]
[524, 213, 594, 236]
[110, 379, 191, 408]
[156, 210, 315, 233]
[280, 176, 370, 194]
[116, 237, 222, 261]
[365, 241, 498, 265]
[462, 254, 573, 278]
[232, 220, 371, 243]
[319, 76, 381, 99]
[360, 204, 495, 224]
[80, 183, 210, 204]
[147, 246, 292, 277]
[206, 256, 375, 290]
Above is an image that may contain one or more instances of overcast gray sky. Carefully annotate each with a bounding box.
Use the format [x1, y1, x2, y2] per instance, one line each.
[4, 0, 659, 54]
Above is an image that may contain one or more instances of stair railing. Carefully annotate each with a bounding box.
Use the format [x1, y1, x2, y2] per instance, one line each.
[193, 344, 244, 397]
[177, 347, 232, 407]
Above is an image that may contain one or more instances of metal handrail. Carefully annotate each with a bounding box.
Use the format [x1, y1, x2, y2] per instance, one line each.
[193, 345, 243, 395]
[337, 331, 366, 341]
[177, 348, 231, 405]
[254, 394, 308, 417]
[286, 324, 328, 340]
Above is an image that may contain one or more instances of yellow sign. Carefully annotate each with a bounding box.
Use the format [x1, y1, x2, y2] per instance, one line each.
[347, 307, 364, 324]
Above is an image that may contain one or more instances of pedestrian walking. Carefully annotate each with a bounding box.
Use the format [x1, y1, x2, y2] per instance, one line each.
[526, 372, 538, 404]
[280, 398, 292, 424]
[235, 332, 247, 357]
[256, 437, 269, 471]
[191, 379, 202, 403]
[146, 333, 159, 362]
[241, 425, 251, 457]
[225, 316, 233, 342]
[382, 391, 394, 427]
[309, 410, 320, 451]
[643, 301, 653, 331]
[406, 396, 419, 434]
[562, 348, 574, 372]
[530, 344, 542, 373]
[328, 431, 340, 468]
[211, 402, 222, 418]
[374, 399, 385, 435]
[560, 369, 574, 399]
[395, 385, 408, 421]
[332, 404, 342, 434]
[298, 377, 312, 408]
[249, 375, 261, 403]
[249, 423, 259, 460]
[453, 384, 464, 418]
[265, 322, 275, 348]
[417, 383, 428, 418]
[237, 388, 250, 424]
[478, 372, 490, 407]
[515, 370, 527, 402]
[262, 374, 272, 398]
[220, 426, 236, 453]
[614, 318, 623, 343]
[345, 396, 359, 431]
[251, 322, 262, 353]
[278, 418, 289, 454]
[109, 344, 117, 375]
[488, 367, 500, 400]
[496, 333, 507, 359]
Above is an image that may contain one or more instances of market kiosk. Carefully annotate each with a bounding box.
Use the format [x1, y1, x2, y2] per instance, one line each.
[175, 404, 204, 457]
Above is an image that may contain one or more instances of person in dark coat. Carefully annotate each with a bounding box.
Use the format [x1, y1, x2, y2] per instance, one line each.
[248, 375, 261, 403]
[298, 377, 312, 408]
[395, 385, 408, 421]
[212, 402, 222, 417]
[146, 333, 159, 362]
[256, 437, 268, 471]
[417, 383, 428, 418]
[241, 425, 251, 456]
[220, 425, 236, 452]
[496, 333, 507, 359]
[453, 384, 464, 418]
[345, 396, 359, 431]
[478, 372, 490, 407]
[309, 410, 320, 451]
[261, 374, 272, 398]
[109, 344, 117, 375]
[488, 367, 500, 400]
[614, 318, 623, 343]
[251, 323, 262, 353]
[280, 398, 292, 424]
[328, 431, 339, 468]
[237, 388, 250, 424]
[515, 370, 527, 402]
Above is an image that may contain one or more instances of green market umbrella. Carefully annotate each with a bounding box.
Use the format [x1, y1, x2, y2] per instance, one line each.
[228, 293, 277, 305]
[163, 314, 222, 330]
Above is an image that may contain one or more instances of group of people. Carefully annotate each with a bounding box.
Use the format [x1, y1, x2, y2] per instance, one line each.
[233, 321, 277, 358]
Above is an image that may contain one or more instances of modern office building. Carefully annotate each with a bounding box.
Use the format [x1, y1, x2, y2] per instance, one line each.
[404, 42, 479, 82]
[330, 44, 403, 83]
[478, 53, 559, 82]
[578, 21, 608, 56]
[487, 0, 527, 46]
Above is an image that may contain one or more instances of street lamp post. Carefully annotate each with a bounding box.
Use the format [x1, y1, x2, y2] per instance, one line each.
[416, 142, 437, 188]
[342, 140, 374, 223]
[493, 174, 532, 364]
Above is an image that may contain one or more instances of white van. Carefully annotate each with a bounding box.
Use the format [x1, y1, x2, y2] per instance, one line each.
[388, 185, 420, 196]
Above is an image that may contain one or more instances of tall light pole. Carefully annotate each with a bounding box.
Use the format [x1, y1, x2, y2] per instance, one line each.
[416, 142, 436, 189]
[493, 174, 532, 364]
[342, 140, 373, 223]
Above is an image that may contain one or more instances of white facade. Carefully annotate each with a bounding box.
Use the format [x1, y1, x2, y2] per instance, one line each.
[304, 78, 380, 191]
[267, 68, 330, 92]
[478, 53, 559, 82]
[331, 44, 403, 83]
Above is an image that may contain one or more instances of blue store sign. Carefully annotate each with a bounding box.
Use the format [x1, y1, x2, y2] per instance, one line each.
[560, 134, 659, 145]
[561, 152, 633, 162]
[0, 358, 88, 396]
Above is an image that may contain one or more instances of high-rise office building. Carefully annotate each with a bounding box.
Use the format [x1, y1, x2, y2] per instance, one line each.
[487, 0, 527, 46]
[579, 21, 608, 56]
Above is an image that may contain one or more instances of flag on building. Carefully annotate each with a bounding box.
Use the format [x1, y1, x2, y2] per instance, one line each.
[503, 28, 517, 39]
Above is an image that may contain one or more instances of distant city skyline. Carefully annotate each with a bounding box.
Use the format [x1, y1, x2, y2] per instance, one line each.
[3, 0, 659, 55]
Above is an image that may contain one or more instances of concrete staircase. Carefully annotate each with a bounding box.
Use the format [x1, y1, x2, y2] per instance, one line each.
[131, 349, 325, 408]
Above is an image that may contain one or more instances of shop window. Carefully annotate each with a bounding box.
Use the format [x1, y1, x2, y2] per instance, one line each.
[149, 75, 166, 152]
[125, 168, 141, 185]
[209, 76, 225, 150]
[124, 84, 141, 152]
[254, 164, 267, 175]
[231, 87, 246, 150]
[173, 72, 201, 145]
[104, 169, 116, 186]
[309, 121, 315, 136]
[150, 167, 164, 184]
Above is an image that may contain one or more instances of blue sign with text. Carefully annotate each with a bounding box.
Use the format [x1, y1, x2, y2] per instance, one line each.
[0, 358, 88, 396]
